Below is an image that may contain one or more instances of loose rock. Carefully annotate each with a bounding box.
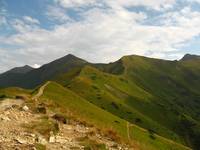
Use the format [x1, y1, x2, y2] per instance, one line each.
[22, 105, 29, 111]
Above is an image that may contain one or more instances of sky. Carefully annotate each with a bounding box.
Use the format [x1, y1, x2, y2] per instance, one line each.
[0, 0, 200, 73]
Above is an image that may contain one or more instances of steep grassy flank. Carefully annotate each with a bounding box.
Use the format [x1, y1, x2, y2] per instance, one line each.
[0, 65, 33, 88]
[0, 87, 31, 99]
[179, 58, 200, 94]
[121, 55, 200, 149]
[40, 82, 191, 150]
[0, 54, 88, 89]
[63, 66, 184, 144]
[94, 59, 125, 75]
[42, 82, 128, 138]
[53, 55, 200, 149]
[1, 53, 200, 149]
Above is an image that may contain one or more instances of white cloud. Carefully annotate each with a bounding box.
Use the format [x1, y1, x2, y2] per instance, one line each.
[23, 16, 40, 24]
[10, 16, 41, 33]
[187, 0, 200, 3]
[46, 5, 71, 23]
[161, 7, 200, 27]
[0, 16, 7, 26]
[0, 0, 200, 72]
[11, 19, 37, 33]
[55, 0, 176, 11]
[148, 52, 184, 60]
[55, 0, 97, 8]
[32, 64, 41, 68]
[0, 48, 29, 73]
[107, 0, 176, 11]
[0, 8, 7, 26]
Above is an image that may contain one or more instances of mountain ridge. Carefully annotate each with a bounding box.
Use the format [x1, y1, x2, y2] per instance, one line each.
[1, 53, 199, 75]
[181, 54, 200, 61]
[3, 65, 33, 74]
[1, 53, 200, 149]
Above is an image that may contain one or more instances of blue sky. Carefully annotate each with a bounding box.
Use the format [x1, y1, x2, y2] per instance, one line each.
[0, 0, 200, 72]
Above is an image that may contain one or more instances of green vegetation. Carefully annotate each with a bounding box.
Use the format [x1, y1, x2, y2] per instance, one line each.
[40, 82, 191, 150]
[1, 53, 199, 149]
[64, 66, 182, 143]
[35, 143, 46, 150]
[77, 136, 108, 150]
[23, 116, 59, 139]
[0, 87, 31, 99]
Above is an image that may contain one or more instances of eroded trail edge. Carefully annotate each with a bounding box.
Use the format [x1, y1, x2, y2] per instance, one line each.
[32, 81, 51, 100]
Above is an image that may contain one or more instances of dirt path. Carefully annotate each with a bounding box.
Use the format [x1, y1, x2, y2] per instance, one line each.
[0, 82, 130, 150]
[32, 81, 50, 100]
[127, 121, 130, 140]
[0, 99, 41, 149]
[0, 99, 23, 111]
[0, 78, 192, 150]
[0, 98, 128, 149]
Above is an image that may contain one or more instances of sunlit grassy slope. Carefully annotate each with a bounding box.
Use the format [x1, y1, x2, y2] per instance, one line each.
[0, 87, 31, 99]
[52, 55, 200, 149]
[120, 56, 200, 149]
[1, 54, 200, 149]
[41, 82, 191, 150]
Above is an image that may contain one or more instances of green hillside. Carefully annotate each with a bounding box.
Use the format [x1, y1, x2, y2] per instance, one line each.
[61, 65, 182, 142]
[0, 87, 31, 99]
[0, 53, 200, 149]
[120, 55, 200, 149]
[40, 82, 191, 150]
[0, 54, 87, 88]
[52, 55, 200, 149]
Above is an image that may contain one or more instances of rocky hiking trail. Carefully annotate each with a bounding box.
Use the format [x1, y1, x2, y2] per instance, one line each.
[32, 81, 50, 101]
[0, 83, 131, 150]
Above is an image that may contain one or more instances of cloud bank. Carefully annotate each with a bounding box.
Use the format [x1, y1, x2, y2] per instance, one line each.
[0, 0, 200, 72]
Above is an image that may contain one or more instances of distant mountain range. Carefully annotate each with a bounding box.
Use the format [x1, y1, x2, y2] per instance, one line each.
[181, 54, 200, 61]
[5, 65, 34, 74]
[1, 53, 199, 89]
[0, 53, 200, 149]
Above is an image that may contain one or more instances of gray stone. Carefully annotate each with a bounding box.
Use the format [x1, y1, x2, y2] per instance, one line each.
[22, 105, 29, 111]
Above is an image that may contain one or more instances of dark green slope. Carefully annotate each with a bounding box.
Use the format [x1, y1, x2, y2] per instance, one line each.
[0, 53, 200, 149]
[181, 54, 200, 61]
[0, 65, 33, 88]
[62, 66, 183, 143]
[6, 65, 33, 74]
[93, 59, 125, 75]
[119, 55, 200, 149]
[21, 54, 88, 88]
[40, 81, 191, 150]
[0, 54, 88, 88]
[52, 54, 200, 149]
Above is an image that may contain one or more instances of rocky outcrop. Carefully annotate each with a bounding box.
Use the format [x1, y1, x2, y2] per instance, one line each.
[0, 98, 130, 150]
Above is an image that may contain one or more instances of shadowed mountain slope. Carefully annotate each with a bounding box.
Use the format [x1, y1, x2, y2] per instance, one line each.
[181, 54, 200, 61]
[0, 53, 200, 149]
[0, 54, 88, 88]
[6, 65, 33, 74]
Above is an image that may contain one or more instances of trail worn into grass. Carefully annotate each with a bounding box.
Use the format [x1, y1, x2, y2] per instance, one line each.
[127, 121, 130, 140]
[32, 81, 51, 100]
[0, 82, 130, 149]
[0, 99, 41, 149]
[0, 97, 130, 150]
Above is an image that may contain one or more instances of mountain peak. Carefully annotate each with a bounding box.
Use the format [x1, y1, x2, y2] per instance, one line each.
[57, 53, 87, 63]
[66, 53, 76, 57]
[6, 65, 33, 74]
[64, 53, 77, 58]
[41, 53, 87, 68]
[181, 54, 200, 61]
